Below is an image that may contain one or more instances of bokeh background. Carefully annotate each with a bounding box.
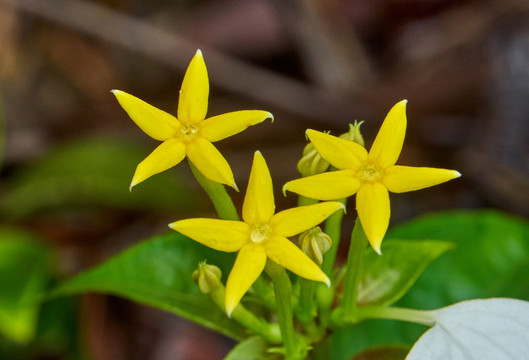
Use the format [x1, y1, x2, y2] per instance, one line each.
[1, 0, 529, 359]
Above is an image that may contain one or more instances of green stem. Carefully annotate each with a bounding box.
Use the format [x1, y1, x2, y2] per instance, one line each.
[208, 285, 281, 343]
[188, 160, 239, 221]
[321, 198, 346, 276]
[340, 219, 368, 322]
[297, 279, 319, 338]
[266, 261, 304, 360]
[315, 199, 345, 333]
[356, 306, 435, 327]
[297, 195, 318, 207]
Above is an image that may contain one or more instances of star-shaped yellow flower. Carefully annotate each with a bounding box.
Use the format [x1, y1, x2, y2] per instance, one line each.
[112, 50, 273, 190]
[283, 100, 461, 254]
[169, 151, 344, 316]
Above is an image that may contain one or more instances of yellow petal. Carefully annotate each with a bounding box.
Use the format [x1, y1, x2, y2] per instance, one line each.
[200, 111, 274, 142]
[283, 170, 361, 200]
[242, 151, 275, 224]
[112, 90, 179, 141]
[178, 50, 209, 125]
[186, 137, 237, 189]
[306, 129, 368, 170]
[168, 218, 249, 252]
[266, 236, 330, 286]
[225, 244, 267, 316]
[356, 182, 390, 254]
[383, 166, 461, 193]
[270, 202, 345, 237]
[130, 138, 186, 189]
[368, 100, 407, 168]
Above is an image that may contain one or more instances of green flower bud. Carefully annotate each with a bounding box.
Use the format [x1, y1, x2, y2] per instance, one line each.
[192, 261, 222, 294]
[299, 227, 332, 265]
[297, 142, 330, 177]
[340, 120, 365, 147]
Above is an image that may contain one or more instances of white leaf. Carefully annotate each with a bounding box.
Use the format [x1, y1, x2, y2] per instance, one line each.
[406, 298, 529, 360]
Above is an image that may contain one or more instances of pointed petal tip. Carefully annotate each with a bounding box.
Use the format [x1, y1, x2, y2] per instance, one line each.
[225, 306, 233, 318]
[453, 170, 462, 178]
[129, 179, 137, 192]
[281, 183, 289, 197]
[324, 275, 331, 288]
[167, 222, 177, 231]
[371, 242, 382, 255]
[267, 112, 275, 123]
[231, 182, 240, 192]
[195, 49, 203, 57]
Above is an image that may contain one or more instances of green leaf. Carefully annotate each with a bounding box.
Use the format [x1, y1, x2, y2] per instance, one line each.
[358, 240, 454, 306]
[330, 210, 529, 360]
[51, 231, 246, 340]
[0, 137, 201, 218]
[224, 337, 280, 360]
[0, 227, 52, 343]
[391, 210, 529, 308]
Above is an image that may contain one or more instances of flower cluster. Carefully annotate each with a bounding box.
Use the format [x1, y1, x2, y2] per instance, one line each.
[113, 49, 460, 318]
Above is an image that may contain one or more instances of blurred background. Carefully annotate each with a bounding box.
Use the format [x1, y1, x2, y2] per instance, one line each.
[1, 0, 529, 359]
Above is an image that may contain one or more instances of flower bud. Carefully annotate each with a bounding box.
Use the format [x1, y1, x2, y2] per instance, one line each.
[340, 120, 365, 147]
[297, 142, 330, 177]
[192, 261, 222, 294]
[299, 227, 332, 265]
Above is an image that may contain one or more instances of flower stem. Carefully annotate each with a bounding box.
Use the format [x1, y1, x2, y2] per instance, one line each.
[356, 306, 435, 326]
[188, 160, 239, 221]
[265, 260, 305, 360]
[315, 199, 345, 332]
[340, 219, 368, 322]
[297, 278, 319, 338]
[208, 284, 281, 343]
[295, 195, 319, 336]
[321, 198, 346, 276]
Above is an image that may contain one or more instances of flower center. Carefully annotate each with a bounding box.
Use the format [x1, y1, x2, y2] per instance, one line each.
[358, 163, 382, 182]
[179, 124, 198, 142]
[250, 225, 271, 244]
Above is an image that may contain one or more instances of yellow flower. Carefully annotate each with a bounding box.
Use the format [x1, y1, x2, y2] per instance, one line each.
[283, 100, 461, 254]
[169, 151, 344, 316]
[112, 50, 273, 190]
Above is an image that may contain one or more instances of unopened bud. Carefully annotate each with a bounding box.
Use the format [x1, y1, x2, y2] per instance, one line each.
[192, 261, 222, 294]
[297, 142, 330, 177]
[340, 120, 365, 147]
[299, 227, 332, 265]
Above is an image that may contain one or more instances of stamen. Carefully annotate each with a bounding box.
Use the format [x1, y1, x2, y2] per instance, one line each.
[358, 163, 382, 182]
[180, 124, 198, 141]
[250, 225, 271, 243]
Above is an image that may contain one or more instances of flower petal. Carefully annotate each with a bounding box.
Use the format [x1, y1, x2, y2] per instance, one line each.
[356, 182, 390, 254]
[178, 50, 209, 124]
[242, 151, 275, 224]
[270, 202, 345, 237]
[266, 237, 330, 286]
[368, 100, 407, 168]
[187, 137, 237, 189]
[307, 129, 368, 170]
[200, 111, 274, 142]
[112, 90, 179, 141]
[225, 244, 267, 316]
[283, 170, 361, 200]
[168, 218, 249, 252]
[383, 165, 461, 193]
[130, 138, 186, 189]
